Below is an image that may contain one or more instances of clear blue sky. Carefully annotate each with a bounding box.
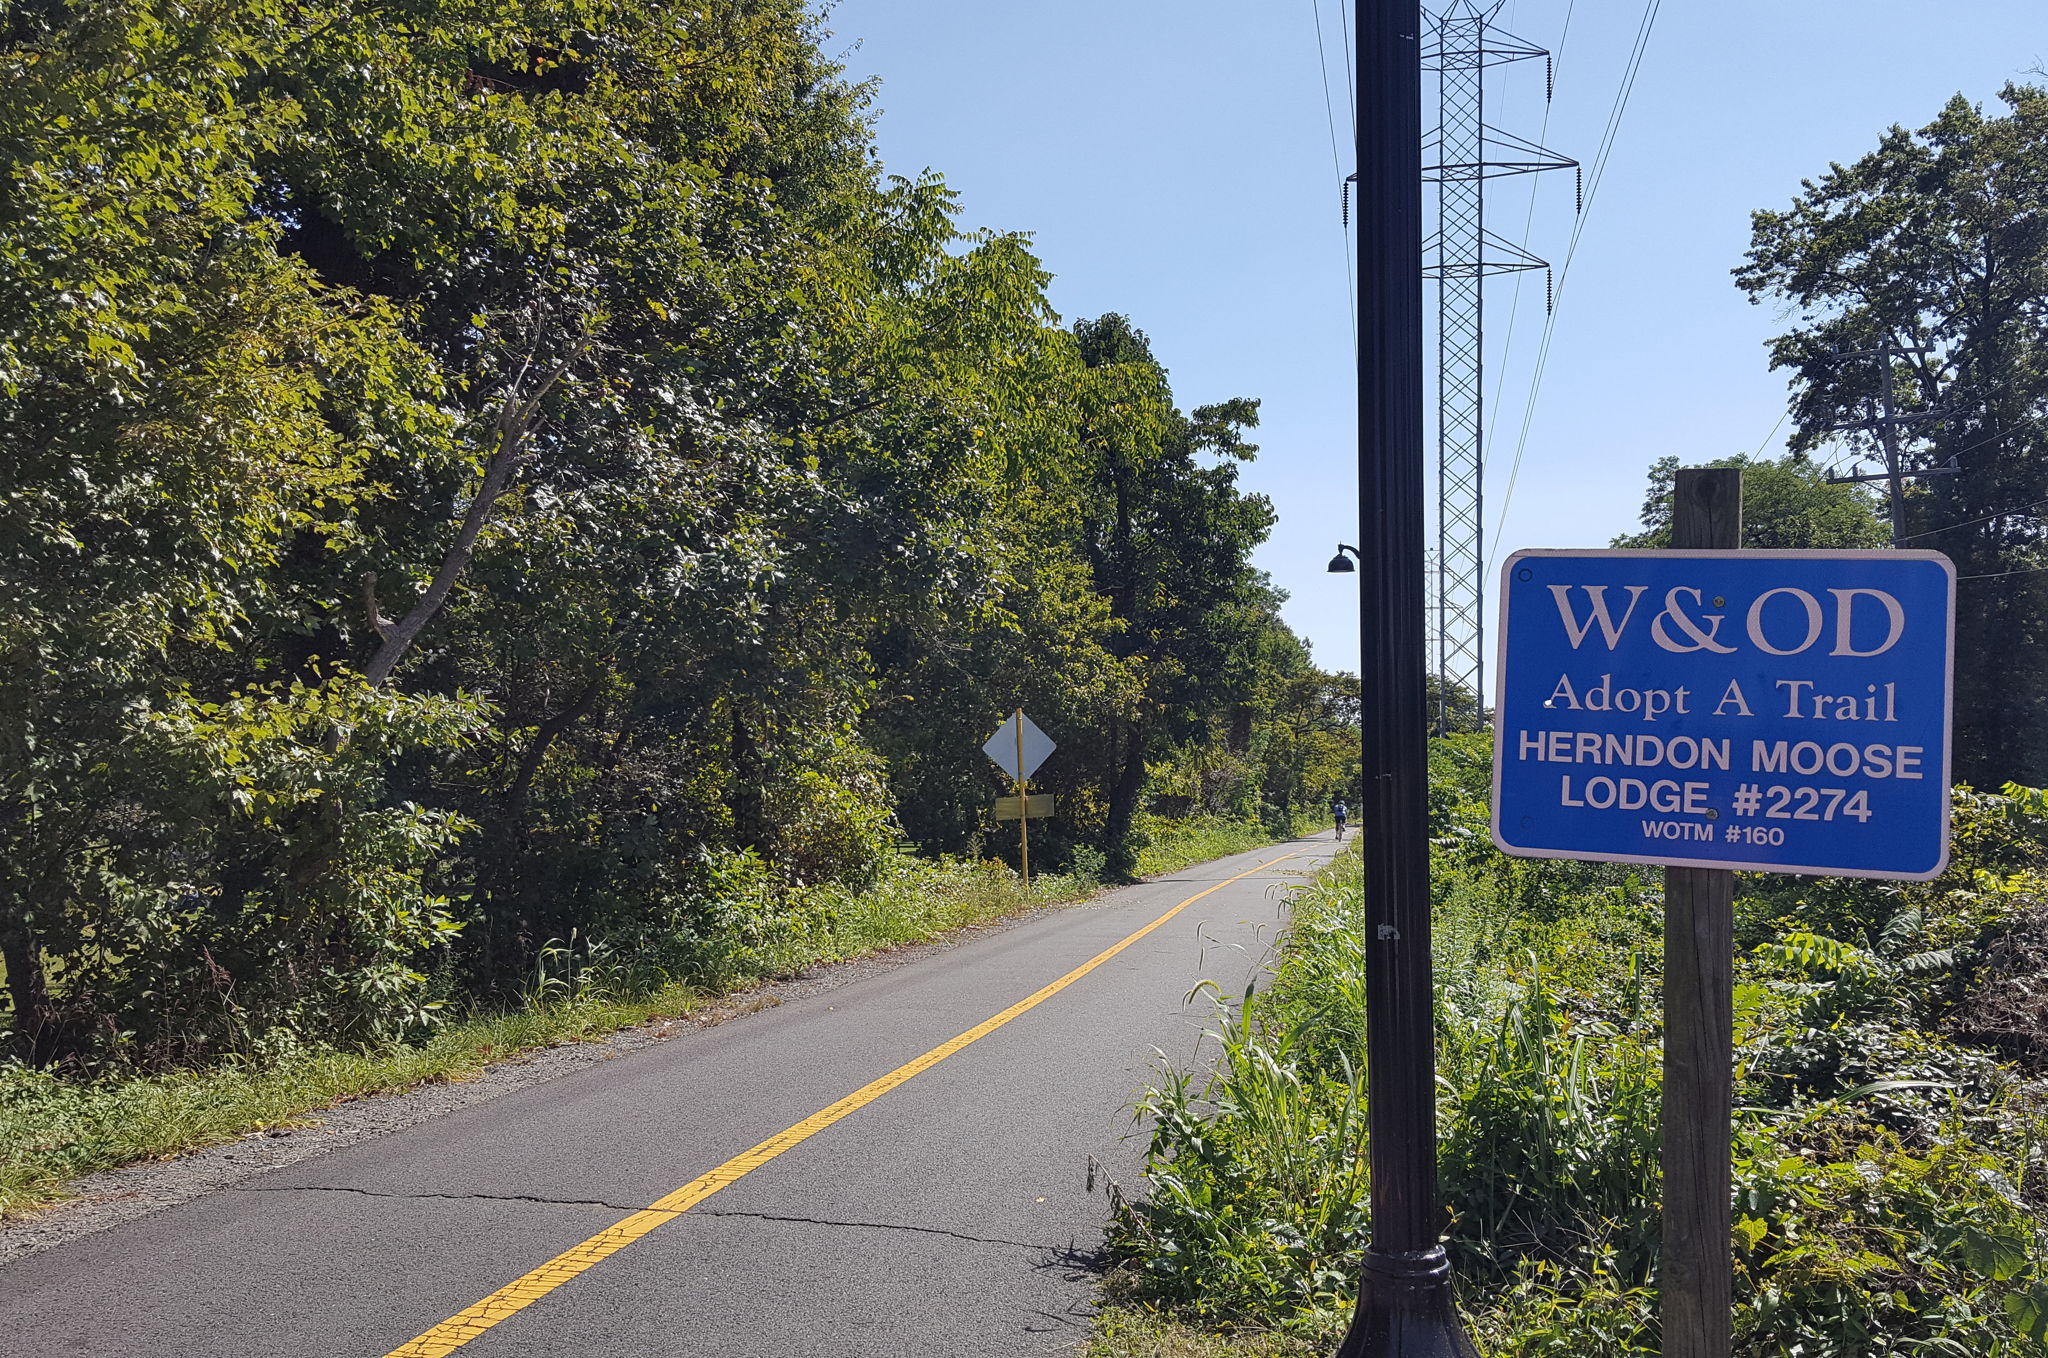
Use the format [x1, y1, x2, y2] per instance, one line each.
[823, 1, 2044, 676]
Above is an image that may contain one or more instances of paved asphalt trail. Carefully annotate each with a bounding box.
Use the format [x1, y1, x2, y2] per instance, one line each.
[0, 839, 1336, 1358]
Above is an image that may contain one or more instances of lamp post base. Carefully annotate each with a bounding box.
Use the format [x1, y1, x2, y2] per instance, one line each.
[1333, 1248, 1480, 1358]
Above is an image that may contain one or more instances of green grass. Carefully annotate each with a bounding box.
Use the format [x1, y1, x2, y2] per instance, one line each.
[2, 827, 1278, 1222]
[1099, 754, 2048, 1356]
[1085, 1308, 1326, 1358]
[1135, 815, 1279, 878]
[0, 984, 706, 1221]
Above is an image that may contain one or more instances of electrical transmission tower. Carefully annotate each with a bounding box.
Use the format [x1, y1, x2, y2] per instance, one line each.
[1423, 3, 1574, 730]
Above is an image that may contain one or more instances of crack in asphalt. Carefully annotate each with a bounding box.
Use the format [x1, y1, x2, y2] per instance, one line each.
[237, 1183, 643, 1212]
[235, 1184, 1076, 1254]
[692, 1208, 1063, 1254]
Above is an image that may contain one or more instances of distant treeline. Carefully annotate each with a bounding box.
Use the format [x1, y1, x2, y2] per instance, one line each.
[0, 1, 1359, 1066]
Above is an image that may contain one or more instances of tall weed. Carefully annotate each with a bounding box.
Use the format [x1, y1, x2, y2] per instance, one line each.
[1104, 752, 2048, 1354]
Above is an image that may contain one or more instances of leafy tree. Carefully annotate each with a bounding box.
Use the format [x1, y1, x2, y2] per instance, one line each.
[1426, 673, 1490, 736]
[1059, 315, 1276, 877]
[0, 0, 1353, 1066]
[0, 3, 466, 1058]
[1247, 642, 1360, 836]
[1736, 85, 2048, 784]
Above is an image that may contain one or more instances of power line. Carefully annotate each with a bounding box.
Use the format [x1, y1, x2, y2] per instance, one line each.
[1876, 419, 2048, 543]
[1493, 0, 1658, 543]
[1814, 345, 1960, 542]
[1960, 562, 2048, 581]
[1310, 0, 1345, 180]
[1334, 0, 1355, 140]
[1485, 0, 1574, 448]
[1896, 495, 2048, 543]
[1826, 413, 2015, 524]
[1310, 0, 1357, 342]
[1487, 0, 1661, 572]
[1750, 408, 1789, 457]
[1828, 416, 2006, 478]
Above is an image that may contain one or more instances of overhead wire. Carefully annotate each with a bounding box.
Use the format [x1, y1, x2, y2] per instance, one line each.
[1620, 396, 1974, 534]
[1485, 1, 1575, 450]
[1311, 0, 1357, 344]
[1861, 413, 2046, 569]
[1960, 563, 2048, 581]
[1895, 492, 2048, 543]
[1490, 0, 1660, 557]
[1334, 0, 1355, 137]
[1818, 420, 2022, 537]
[1750, 409, 1789, 458]
[1486, 0, 1662, 572]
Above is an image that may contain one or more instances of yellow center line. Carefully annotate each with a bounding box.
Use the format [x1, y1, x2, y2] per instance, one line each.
[382, 850, 1302, 1358]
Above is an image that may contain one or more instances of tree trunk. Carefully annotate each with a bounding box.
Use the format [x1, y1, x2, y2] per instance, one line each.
[360, 349, 579, 689]
[0, 902, 52, 1064]
[1228, 704, 1253, 754]
[729, 705, 766, 855]
[1103, 719, 1148, 881]
[505, 668, 608, 814]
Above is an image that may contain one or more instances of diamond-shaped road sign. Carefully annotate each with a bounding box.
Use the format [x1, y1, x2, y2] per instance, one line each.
[983, 711, 1055, 782]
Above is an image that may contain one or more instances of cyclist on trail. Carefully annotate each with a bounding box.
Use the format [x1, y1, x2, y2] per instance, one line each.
[1330, 796, 1348, 839]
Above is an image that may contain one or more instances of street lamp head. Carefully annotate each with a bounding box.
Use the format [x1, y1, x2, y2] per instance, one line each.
[1327, 543, 1360, 574]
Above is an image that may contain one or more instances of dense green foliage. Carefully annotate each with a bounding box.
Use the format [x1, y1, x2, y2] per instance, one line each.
[1104, 739, 2048, 1354]
[0, 0, 1357, 1070]
[1738, 85, 2048, 787]
[0, 811, 1281, 1217]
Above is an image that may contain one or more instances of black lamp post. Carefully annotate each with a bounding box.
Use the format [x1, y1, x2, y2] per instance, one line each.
[1330, 1, 1480, 1355]
[1327, 544, 1362, 574]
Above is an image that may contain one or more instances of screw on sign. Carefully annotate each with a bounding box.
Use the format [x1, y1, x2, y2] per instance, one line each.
[982, 710, 1055, 889]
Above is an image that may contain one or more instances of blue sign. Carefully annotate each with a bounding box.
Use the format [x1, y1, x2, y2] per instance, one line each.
[1492, 550, 1955, 879]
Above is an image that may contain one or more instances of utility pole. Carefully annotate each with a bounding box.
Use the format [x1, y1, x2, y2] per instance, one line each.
[1333, 0, 1479, 1354]
[1821, 344, 1956, 543]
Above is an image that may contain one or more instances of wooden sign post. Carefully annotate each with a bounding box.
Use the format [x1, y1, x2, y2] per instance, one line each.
[1493, 468, 1955, 1358]
[1662, 467, 1741, 1358]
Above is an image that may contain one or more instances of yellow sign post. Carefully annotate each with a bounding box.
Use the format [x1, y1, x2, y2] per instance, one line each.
[1017, 716, 1029, 888]
[981, 709, 1057, 892]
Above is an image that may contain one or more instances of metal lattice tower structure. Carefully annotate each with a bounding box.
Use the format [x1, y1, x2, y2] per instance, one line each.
[1424, 3, 1575, 730]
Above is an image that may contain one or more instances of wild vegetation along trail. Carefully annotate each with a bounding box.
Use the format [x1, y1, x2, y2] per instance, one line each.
[0, 840, 1334, 1357]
